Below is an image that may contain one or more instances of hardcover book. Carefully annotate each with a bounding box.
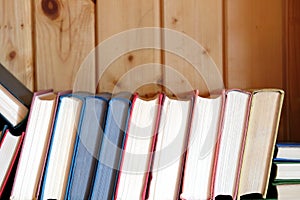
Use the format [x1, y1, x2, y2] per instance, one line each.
[180, 91, 224, 200]
[66, 93, 111, 199]
[211, 89, 251, 199]
[0, 63, 32, 134]
[238, 89, 284, 199]
[114, 93, 163, 200]
[147, 94, 194, 200]
[0, 130, 24, 199]
[39, 93, 86, 200]
[90, 92, 132, 200]
[10, 90, 60, 200]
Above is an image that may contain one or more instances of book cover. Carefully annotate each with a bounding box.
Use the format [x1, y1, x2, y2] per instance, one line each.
[66, 93, 111, 200]
[90, 92, 132, 200]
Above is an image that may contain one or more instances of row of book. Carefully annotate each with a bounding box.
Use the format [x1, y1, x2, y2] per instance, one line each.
[0, 63, 285, 199]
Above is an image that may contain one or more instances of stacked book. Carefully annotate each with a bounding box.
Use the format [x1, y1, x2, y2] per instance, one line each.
[0, 63, 287, 199]
[272, 143, 300, 199]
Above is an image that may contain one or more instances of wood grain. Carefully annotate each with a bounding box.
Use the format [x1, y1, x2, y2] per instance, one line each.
[96, 0, 162, 96]
[0, 0, 33, 90]
[284, 0, 300, 141]
[35, 0, 96, 92]
[225, 0, 283, 89]
[225, 0, 284, 139]
[163, 0, 224, 96]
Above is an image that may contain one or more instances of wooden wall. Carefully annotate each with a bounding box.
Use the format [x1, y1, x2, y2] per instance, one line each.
[0, 0, 298, 141]
[284, 0, 300, 141]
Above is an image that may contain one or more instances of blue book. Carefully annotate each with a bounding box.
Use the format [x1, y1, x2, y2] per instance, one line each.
[39, 92, 88, 200]
[90, 92, 131, 200]
[274, 143, 300, 162]
[66, 93, 110, 199]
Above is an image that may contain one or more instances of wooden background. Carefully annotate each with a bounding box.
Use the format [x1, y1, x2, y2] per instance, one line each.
[0, 0, 299, 141]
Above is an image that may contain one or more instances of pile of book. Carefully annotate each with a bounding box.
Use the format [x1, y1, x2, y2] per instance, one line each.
[0, 63, 286, 200]
[272, 143, 300, 199]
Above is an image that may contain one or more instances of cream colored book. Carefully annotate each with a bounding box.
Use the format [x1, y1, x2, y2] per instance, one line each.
[238, 89, 284, 199]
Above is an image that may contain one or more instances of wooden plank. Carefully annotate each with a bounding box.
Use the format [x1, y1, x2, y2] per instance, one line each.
[35, 0, 96, 92]
[225, 0, 283, 89]
[284, 0, 300, 142]
[225, 0, 284, 139]
[0, 0, 33, 90]
[96, 0, 162, 97]
[163, 0, 224, 96]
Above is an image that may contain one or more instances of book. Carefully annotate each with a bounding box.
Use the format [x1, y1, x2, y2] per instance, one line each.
[238, 89, 284, 199]
[66, 93, 111, 199]
[10, 90, 59, 200]
[272, 181, 300, 199]
[39, 93, 86, 200]
[274, 162, 300, 180]
[146, 94, 194, 200]
[0, 84, 28, 128]
[0, 130, 24, 198]
[275, 143, 300, 162]
[114, 93, 163, 200]
[180, 91, 224, 200]
[90, 92, 132, 200]
[0, 63, 32, 133]
[211, 89, 251, 199]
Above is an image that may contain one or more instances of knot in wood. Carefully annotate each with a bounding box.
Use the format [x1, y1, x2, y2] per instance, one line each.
[41, 0, 60, 20]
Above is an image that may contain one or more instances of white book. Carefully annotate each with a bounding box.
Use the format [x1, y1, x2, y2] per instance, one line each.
[147, 95, 193, 200]
[40, 95, 83, 200]
[212, 89, 251, 199]
[115, 94, 162, 200]
[180, 94, 223, 200]
[0, 131, 24, 196]
[11, 91, 57, 200]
